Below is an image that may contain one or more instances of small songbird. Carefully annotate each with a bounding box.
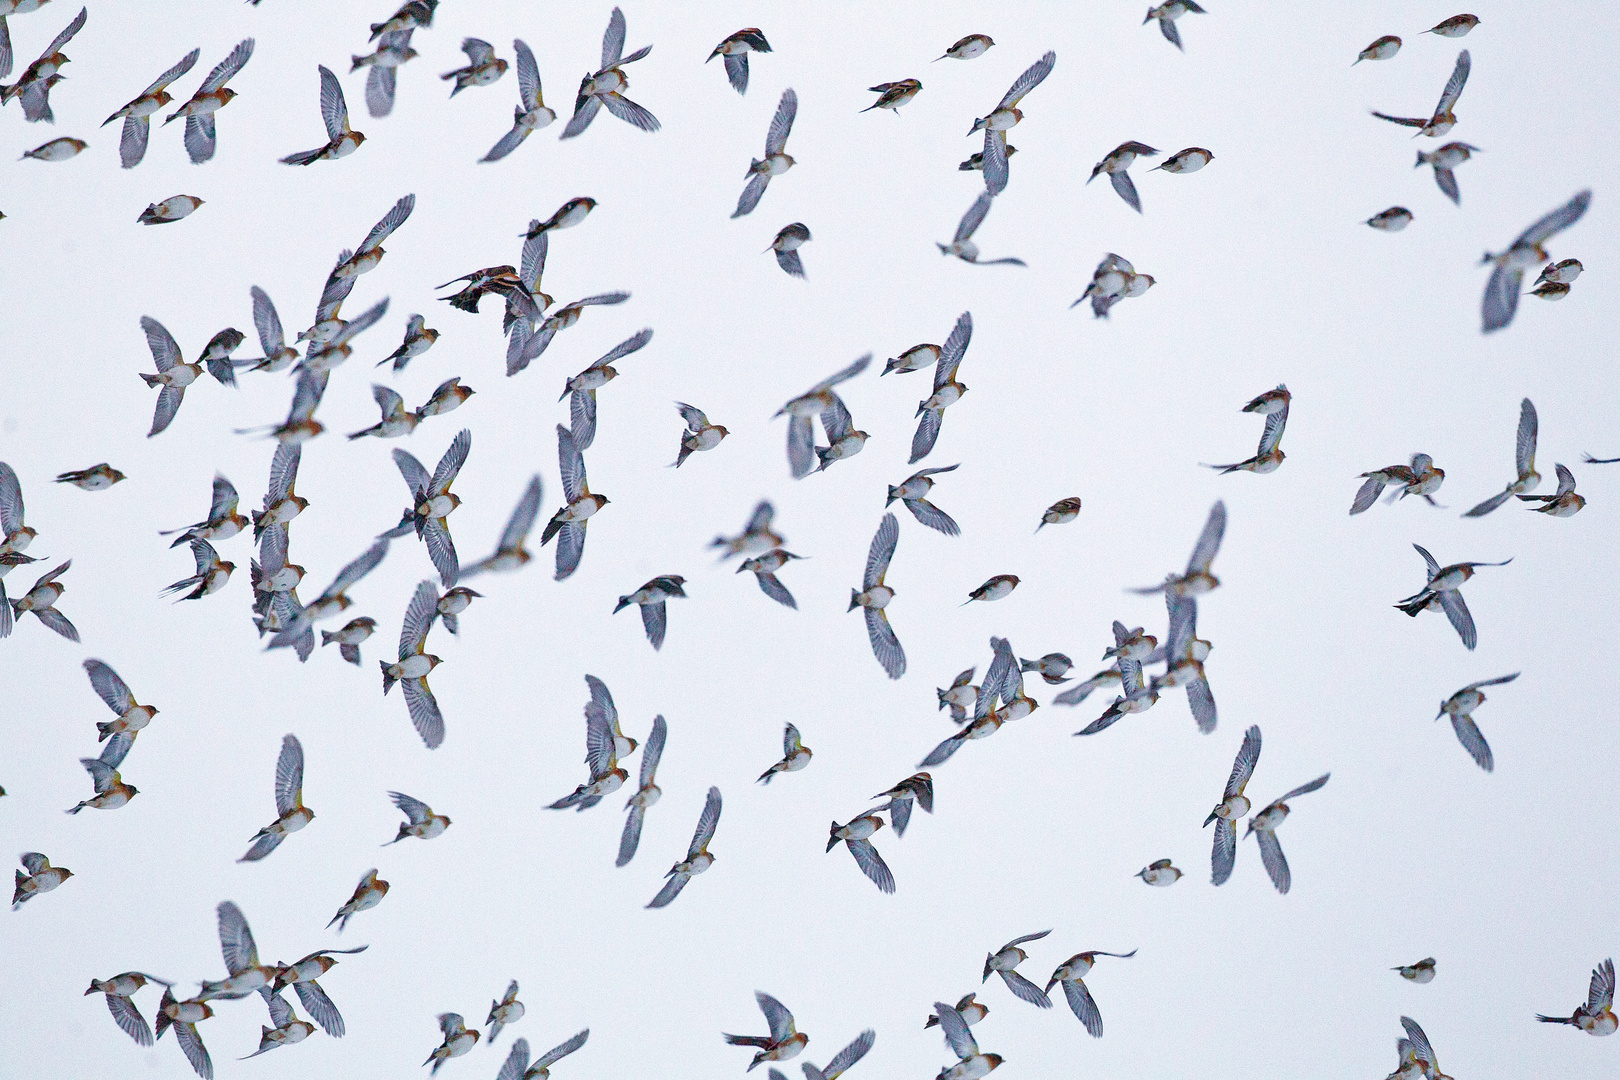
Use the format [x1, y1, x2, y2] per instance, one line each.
[349, 385, 419, 441]
[321, 617, 377, 666]
[385, 790, 450, 844]
[1517, 463, 1584, 516]
[738, 548, 803, 609]
[1536, 958, 1617, 1035]
[1395, 544, 1510, 639]
[562, 328, 653, 450]
[241, 287, 299, 372]
[614, 574, 686, 650]
[2, 5, 85, 122]
[1127, 502, 1225, 601]
[384, 428, 470, 587]
[138, 317, 203, 438]
[889, 464, 961, 536]
[1394, 958, 1437, 984]
[352, 28, 418, 119]
[83, 657, 158, 746]
[377, 314, 439, 373]
[560, 6, 659, 138]
[154, 988, 215, 1079]
[12, 851, 71, 908]
[963, 574, 1019, 604]
[1537, 258, 1583, 285]
[1020, 653, 1073, 685]
[1464, 403, 1535, 521]
[382, 581, 446, 748]
[713, 500, 785, 560]
[485, 981, 523, 1043]
[1415, 141, 1479, 205]
[734, 88, 797, 217]
[1530, 280, 1569, 300]
[932, 999, 1003, 1080]
[426, 1013, 480, 1073]
[280, 65, 363, 164]
[1374, 50, 1469, 137]
[1355, 35, 1401, 63]
[1089, 141, 1158, 213]
[769, 222, 811, 278]
[239, 989, 317, 1059]
[776, 354, 871, 479]
[970, 50, 1056, 196]
[883, 342, 940, 376]
[1437, 672, 1518, 772]
[430, 585, 479, 638]
[1145, 1, 1205, 50]
[814, 395, 869, 473]
[863, 78, 921, 114]
[1038, 497, 1082, 530]
[1074, 252, 1153, 318]
[161, 475, 247, 550]
[871, 771, 933, 836]
[983, 931, 1053, 1008]
[9, 558, 77, 640]
[86, 971, 174, 1047]
[1136, 858, 1181, 886]
[21, 134, 85, 162]
[417, 377, 473, 419]
[912, 311, 973, 463]
[1205, 725, 1261, 886]
[138, 194, 203, 224]
[646, 785, 721, 908]
[758, 723, 811, 784]
[828, 812, 895, 893]
[673, 402, 728, 466]
[549, 677, 631, 812]
[443, 37, 506, 96]
[1205, 384, 1289, 474]
[327, 868, 388, 931]
[1244, 773, 1330, 894]
[238, 734, 313, 862]
[849, 513, 905, 679]
[938, 190, 1025, 266]
[958, 144, 1017, 171]
[1367, 206, 1413, 231]
[496, 1030, 590, 1079]
[1151, 146, 1212, 173]
[481, 39, 554, 161]
[1045, 949, 1137, 1037]
[461, 476, 541, 578]
[1481, 190, 1590, 332]
[66, 743, 138, 814]
[253, 444, 307, 543]
[369, 0, 437, 40]
[617, 713, 666, 867]
[926, 995, 988, 1030]
[541, 425, 607, 581]
[708, 28, 770, 94]
[1349, 454, 1440, 513]
[725, 992, 809, 1071]
[523, 196, 597, 238]
[1426, 14, 1479, 37]
[165, 38, 255, 164]
[197, 901, 281, 1001]
[938, 33, 994, 61]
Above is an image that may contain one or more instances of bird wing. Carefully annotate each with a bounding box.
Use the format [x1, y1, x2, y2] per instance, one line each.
[932, 1001, 978, 1059]
[392, 449, 431, 500]
[820, 394, 853, 443]
[982, 130, 1008, 197]
[1450, 715, 1493, 771]
[910, 409, 943, 464]
[640, 713, 668, 787]
[402, 677, 444, 748]
[554, 521, 586, 581]
[39, 6, 88, 60]
[1554, 462, 1577, 497]
[218, 901, 259, 973]
[557, 424, 586, 502]
[936, 312, 973, 386]
[757, 992, 796, 1041]
[955, 190, 992, 244]
[174, 1021, 214, 1080]
[1438, 589, 1476, 650]
[83, 659, 136, 714]
[600, 7, 626, 67]
[997, 968, 1053, 1007]
[200, 37, 254, 92]
[1480, 261, 1521, 333]
[317, 64, 348, 139]
[1515, 398, 1538, 478]
[1433, 49, 1470, 116]
[1187, 500, 1227, 574]
[429, 429, 472, 496]
[359, 194, 415, 255]
[1590, 959, 1616, 1013]
[423, 519, 458, 588]
[400, 579, 439, 656]
[497, 476, 543, 551]
[1465, 672, 1520, 692]
[266, 443, 301, 505]
[1211, 818, 1237, 885]
[865, 512, 899, 587]
[461, 37, 495, 65]
[389, 790, 432, 824]
[688, 786, 723, 856]
[533, 1029, 589, 1071]
[559, 92, 602, 139]
[904, 497, 959, 537]
[845, 838, 896, 894]
[292, 980, 344, 1037]
[1517, 189, 1592, 247]
[1275, 773, 1331, 803]
[106, 992, 154, 1046]
[514, 38, 540, 110]
[1257, 404, 1288, 455]
[821, 1029, 874, 1079]
[1225, 725, 1262, 799]
[141, 316, 182, 373]
[142, 47, 202, 95]
[1254, 828, 1292, 894]
[1110, 170, 1142, 213]
[325, 538, 389, 600]
[274, 734, 304, 815]
[765, 87, 797, 155]
[0, 462, 23, 534]
[1063, 978, 1104, 1037]
[1186, 674, 1218, 734]
[599, 91, 659, 131]
[997, 50, 1055, 109]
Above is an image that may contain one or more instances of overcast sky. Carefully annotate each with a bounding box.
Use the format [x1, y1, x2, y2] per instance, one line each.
[3, 1, 1617, 1078]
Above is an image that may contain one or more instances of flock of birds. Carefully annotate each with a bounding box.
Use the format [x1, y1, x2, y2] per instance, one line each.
[1, 2, 1613, 1078]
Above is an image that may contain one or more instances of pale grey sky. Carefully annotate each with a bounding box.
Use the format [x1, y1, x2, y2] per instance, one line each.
[3, 2, 1617, 1078]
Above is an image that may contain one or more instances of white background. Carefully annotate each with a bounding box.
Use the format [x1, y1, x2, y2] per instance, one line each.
[2, 2, 1616, 1077]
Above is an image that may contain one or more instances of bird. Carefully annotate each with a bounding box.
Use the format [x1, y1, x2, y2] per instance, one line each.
[1537, 258, 1583, 286]
[1394, 958, 1437, 984]
[238, 989, 317, 1060]
[925, 995, 988, 1031]
[1395, 544, 1510, 649]
[19, 135, 84, 161]
[1144, 1, 1205, 50]
[673, 402, 728, 466]
[1536, 958, 1617, 1035]
[85, 971, 173, 1047]
[1356, 35, 1401, 63]
[1349, 454, 1443, 513]
[1396, 1016, 1453, 1080]
[959, 144, 1017, 172]
[1367, 206, 1413, 231]
[1204, 384, 1288, 474]
[384, 428, 471, 588]
[734, 88, 797, 217]
[197, 901, 280, 1001]
[8, 558, 76, 640]
[775, 354, 871, 479]
[938, 190, 1025, 266]
[1517, 463, 1584, 516]
[646, 785, 721, 908]
[930, 998, 1002, 1080]
[849, 512, 905, 680]
[562, 328, 654, 450]
[352, 28, 417, 118]
[911, 311, 972, 463]
[1129, 500, 1226, 597]
[983, 931, 1053, 1008]
[1415, 141, 1479, 205]
[461, 476, 542, 577]
[385, 790, 450, 844]
[549, 679, 630, 812]
[617, 713, 666, 867]
[238, 734, 312, 862]
[138, 317, 205, 438]
[769, 222, 811, 277]
[1151, 146, 1213, 173]
[800, 1029, 875, 1080]
[267, 538, 389, 652]
[348, 385, 419, 440]
[298, 296, 390, 374]
[739, 548, 803, 609]
[758, 723, 811, 784]
[81, 658, 157, 751]
[708, 28, 770, 94]
[1089, 141, 1158, 212]
[1073, 252, 1154, 317]
[431, 585, 480, 637]
[1244, 774, 1330, 894]
[327, 869, 388, 932]
[104, 48, 199, 167]
[12, 851, 71, 908]
[1020, 653, 1073, 685]
[165, 37, 254, 164]
[1373, 50, 1469, 136]
[1480, 190, 1591, 332]
[425, 1013, 480, 1074]
[375, 315, 439, 375]
[888, 464, 961, 535]
[814, 394, 869, 473]
[65, 744, 137, 814]
[334, 193, 416, 279]
[442, 37, 506, 96]
[541, 425, 606, 581]
[1206, 725, 1261, 886]
[614, 575, 686, 650]
[1073, 622, 1160, 736]
[522, 196, 598, 238]
[417, 376, 473, 419]
[369, 1, 437, 41]
[871, 772, 933, 836]
[713, 500, 786, 561]
[1436, 672, 1518, 772]
[382, 580, 446, 748]
[828, 812, 895, 893]
[240, 287, 299, 372]
[963, 574, 1019, 604]
[883, 341, 941, 376]
[514, 290, 631, 370]
[1045, 949, 1136, 1036]
[253, 444, 306, 543]
[938, 33, 994, 61]
[970, 50, 1056, 196]
[164, 542, 230, 607]
[271, 946, 365, 1038]
[1038, 497, 1082, 530]
[1148, 590, 1217, 733]
[863, 78, 921, 114]
[486, 981, 524, 1043]
[560, 6, 658, 138]
[1136, 859, 1181, 886]
[280, 65, 363, 164]
[725, 992, 809, 1071]
[1463, 399, 1539, 515]
[481, 39, 554, 161]
[154, 988, 215, 1079]
[495, 1030, 590, 1079]
[920, 637, 1024, 765]
[1, 4, 83, 122]
[160, 475, 247, 548]
[1427, 14, 1479, 37]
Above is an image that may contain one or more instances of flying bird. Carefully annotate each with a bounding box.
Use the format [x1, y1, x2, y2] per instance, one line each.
[738, 548, 803, 609]
[381, 580, 446, 748]
[384, 790, 450, 844]
[930, 999, 1003, 1080]
[1204, 384, 1289, 474]
[1089, 141, 1158, 212]
[352, 28, 417, 118]
[800, 1028, 875, 1080]
[1074, 253, 1154, 317]
[774, 354, 871, 479]
[1536, 958, 1617, 1035]
[561, 6, 658, 138]
[725, 992, 808, 1071]
[938, 190, 1025, 266]
[1481, 190, 1591, 332]
[734, 88, 797, 217]
[911, 312, 973, 463]
[1463, 399, 1539, 516]
[1436, 672, 1518, 772]
[1, 5, 84, 122]
[1415, 141, 1479, 205]
[708, 28, 770, 94]
[563, 327, 653, 450]
[1205, 724, 1261, 886]
[769, 222, 811, 277]
[617, 713, 666, 867]
[495, 1030, 590, 1079]
[1517, 463, 1584, 516]
[983, 930, 1053, 1008]
[1045, 949, 1136, 1036]
[481, 39, 554, 161]
[1244, 773, 1330, 894]
[104, 48, 199, 167]
[1144, 1, 1205, 50]
[85, 971, 173, 1047]
[1393, 958, 1436, 983]
[165, 37, 254, 164]
[888, 464, 961, 535]
[646, 785, 721, 908]
[442, 37, 506, 96]
[864, 78, 922, 114]
[1395, 544, 1510, 649]
[461, 476, 542, 577]
[541, 425, 606, 581]
[938, 34, 994, 61]
[970, 49, 1055, 196]
[486, 981, 523, 1043]
[425, 1013, 480, 1074]
[280, 65, 364, 164]
[849, 512, 905, 679]
[614, 575, 686, 650]
[238, 734, 312, 862]
[1373, 50, 1469, 136]
[327, 868, 388, 932]
[383, 428, 470, 587]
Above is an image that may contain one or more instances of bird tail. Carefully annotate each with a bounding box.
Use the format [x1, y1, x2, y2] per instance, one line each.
[155, 990, 176, 1039]
[827, 821, 842, 852]
[140, 373, 164, 387]
[96, 720, 114, 741]
[722, 1034, 772, 1048]
[612, 594, 632, 613]
[321, 630, 337, 646]
[847, 589, 861, 612]
[1535, 1014, 1576, 1025]
[380, 661, 397, 695]
[885, 486, 900, 506]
